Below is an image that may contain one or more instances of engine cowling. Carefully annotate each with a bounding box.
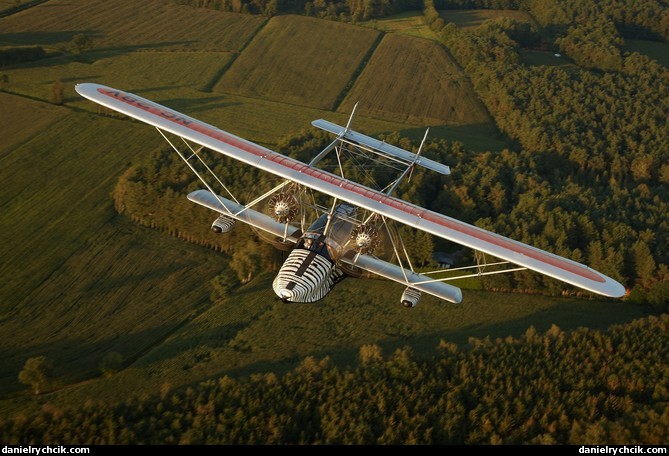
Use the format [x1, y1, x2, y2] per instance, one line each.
[268, 192, 299, 223]
[350, 224, 380, 255]
[401, 287, 421, 308]
[211, 214, 236, 233]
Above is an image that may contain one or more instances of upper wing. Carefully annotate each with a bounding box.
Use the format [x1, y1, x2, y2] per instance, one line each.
[76, 83, 626, 298]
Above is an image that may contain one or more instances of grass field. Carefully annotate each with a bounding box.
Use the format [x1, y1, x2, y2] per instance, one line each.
[0, 0, 265, 51]
[0, 92, 68, 152]
[519, 49, 573, 67]
[340, 33, 492, 126]
[0, 109, 231, 397]
[214, 15, 380, 110]
[439, 9, 536, 29]
[625, 38, 669, 67]
[0, 271, 648, 415]
[359, 10, 437, 40]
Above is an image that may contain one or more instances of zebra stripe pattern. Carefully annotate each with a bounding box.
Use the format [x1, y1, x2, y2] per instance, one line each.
[401, 287, 422, 308]
[272, 249, 337, 302]
[211, 214, 236, 233]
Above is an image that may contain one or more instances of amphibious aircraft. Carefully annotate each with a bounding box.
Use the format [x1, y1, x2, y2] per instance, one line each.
[76, 83, 626, 307]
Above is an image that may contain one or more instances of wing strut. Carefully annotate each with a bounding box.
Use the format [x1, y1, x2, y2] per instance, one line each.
[157, 128, 237, 216]
[386, 128, 430, 196]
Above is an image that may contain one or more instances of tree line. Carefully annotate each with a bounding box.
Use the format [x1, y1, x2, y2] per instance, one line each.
[174, 0, 420, 20]
[1, 314, 666, 444]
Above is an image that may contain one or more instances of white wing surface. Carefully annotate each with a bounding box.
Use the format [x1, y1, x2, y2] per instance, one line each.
[76, 83, 626, 298]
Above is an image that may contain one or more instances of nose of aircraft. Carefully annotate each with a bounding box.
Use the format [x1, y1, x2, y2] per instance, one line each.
[279, 289, 292, 302]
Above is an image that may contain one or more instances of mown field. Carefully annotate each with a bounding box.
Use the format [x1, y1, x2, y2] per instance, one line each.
[340, 33, 491, 126]
[214, 15, 380, 111]
[358, 10, 437, 40]
[0, 0, 648, 419]
[439, 8, 536, 29]
[0, 111, 230, 397]
[0, 0, 265, 51]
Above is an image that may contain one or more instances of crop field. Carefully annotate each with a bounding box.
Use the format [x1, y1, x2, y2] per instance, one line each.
[0, 92, 68, 152]
[439, 9, 536, 29]
[214, 15, 381, 110]
[339, 33, 492, 126]
[358, 10, 437, 40]
[0, 0, 265, 51]
[0, 110, 231, 396]
[1, 52, 236, 104]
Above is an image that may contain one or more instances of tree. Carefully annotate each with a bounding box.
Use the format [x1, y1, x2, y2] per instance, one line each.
[359, 344, 382, 364]
[70, 33, 92, 54]
[100, 352, 124, 377]
[210, 266, 240, 302]
[18, 356, 52, 395]
[50, 80, 63, 105]
[230, 240, 262, 283]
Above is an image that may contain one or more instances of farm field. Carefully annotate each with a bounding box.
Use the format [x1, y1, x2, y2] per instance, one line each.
[0, 109, 230, 397]
[358, 10, 437, 40]
[0, 0, 265, 51]
[439, 8, 536, 29]
[214, 15, 380, 111]
[340, 33, 491, 126]
[0, 91, 68, 152]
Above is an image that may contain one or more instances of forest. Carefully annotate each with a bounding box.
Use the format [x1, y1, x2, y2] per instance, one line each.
[428, 0, 669, 307]
[1, 314, 667, 444]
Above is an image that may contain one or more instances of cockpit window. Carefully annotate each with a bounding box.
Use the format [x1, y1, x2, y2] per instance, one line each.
[307, 214, 328, 233]
[297, 233, 331, 260]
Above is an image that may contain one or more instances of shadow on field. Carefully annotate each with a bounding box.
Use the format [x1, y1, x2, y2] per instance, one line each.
[0, 321, 194, 397]
[173, 298, 652, 389]
[0, 30, 101, 46]
[160, 96, 241, 113]
[398, 123, 511, 153]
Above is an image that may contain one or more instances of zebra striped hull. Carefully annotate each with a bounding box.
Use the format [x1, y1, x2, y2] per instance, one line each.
[272, 249, 341, 303]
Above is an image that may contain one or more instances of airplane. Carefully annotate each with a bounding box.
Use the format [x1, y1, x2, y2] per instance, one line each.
[76, 83, 626, 307]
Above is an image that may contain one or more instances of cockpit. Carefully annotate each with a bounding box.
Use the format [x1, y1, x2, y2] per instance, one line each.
[296, 233, 331, 260]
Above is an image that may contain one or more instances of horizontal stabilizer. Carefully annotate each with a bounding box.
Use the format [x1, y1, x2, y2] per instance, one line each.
[312, 119, 451, 175]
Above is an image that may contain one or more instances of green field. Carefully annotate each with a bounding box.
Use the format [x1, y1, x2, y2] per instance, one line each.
[625, 38, 669, 67]
[0, 0, 646, 419]
[358, 10, 437, 40]
[0, 0, 265, 51]
[439, 9, 536, 29]
[215, 15, 380, 110]
[340, 33, 492, 126]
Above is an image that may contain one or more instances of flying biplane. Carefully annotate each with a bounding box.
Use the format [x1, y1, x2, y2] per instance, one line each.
[76, 83, 626, 307]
